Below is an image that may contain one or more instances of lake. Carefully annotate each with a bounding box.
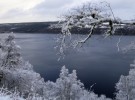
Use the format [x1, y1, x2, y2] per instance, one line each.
[1, 33, 135, 98]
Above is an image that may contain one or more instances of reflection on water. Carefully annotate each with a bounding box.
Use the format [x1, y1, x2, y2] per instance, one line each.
[1, 33, 135, 98]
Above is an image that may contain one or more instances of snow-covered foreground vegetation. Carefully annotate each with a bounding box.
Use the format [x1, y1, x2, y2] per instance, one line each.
[0, 34, 135, 100]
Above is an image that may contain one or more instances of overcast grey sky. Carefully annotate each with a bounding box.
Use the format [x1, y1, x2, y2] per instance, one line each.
[0, 0, 134, 23]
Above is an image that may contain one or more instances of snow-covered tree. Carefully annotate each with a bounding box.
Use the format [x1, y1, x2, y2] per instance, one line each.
[44, 66, 111, 100]
[116, 60, 135, 100]
[56, 2, 135, 56]
[0, 87, 44, 100]
[44, 66, 84, 100]
[0, 34, 45, 96]
[55, 66, 84, 100]
[0, 34, 23, 69]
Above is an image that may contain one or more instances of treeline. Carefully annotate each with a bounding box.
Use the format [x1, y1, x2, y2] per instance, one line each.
[0, 22, 135, 35]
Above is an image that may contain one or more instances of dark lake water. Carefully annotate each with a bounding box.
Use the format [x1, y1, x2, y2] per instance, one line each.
[1, 33, 135, 98]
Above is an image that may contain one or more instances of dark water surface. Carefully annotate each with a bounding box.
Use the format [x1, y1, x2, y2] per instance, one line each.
[1, 33, 135, 98]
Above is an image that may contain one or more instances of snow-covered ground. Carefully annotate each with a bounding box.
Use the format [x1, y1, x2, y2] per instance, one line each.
[0, 96, 24, 100]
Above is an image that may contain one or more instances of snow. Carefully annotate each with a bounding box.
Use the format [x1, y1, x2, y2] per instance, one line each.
[0, 96, 12, 100]
[0, 96, 24, 100]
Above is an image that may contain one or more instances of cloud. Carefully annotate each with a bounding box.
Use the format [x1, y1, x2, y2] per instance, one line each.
[37, 0, 73, 9]
[0, 0, 44, 23]
[0, 0, 43, 13]
[106, 0, 135, 19]
[29, 0, 94, 21]
[0, 0, 135, 23]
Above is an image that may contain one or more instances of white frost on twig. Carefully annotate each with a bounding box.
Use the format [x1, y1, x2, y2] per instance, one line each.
[116, 36, 122, 52]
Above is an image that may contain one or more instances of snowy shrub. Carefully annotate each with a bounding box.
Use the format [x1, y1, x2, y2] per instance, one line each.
[0, 87, 45, 100]
[0, 68, 44, 95]
[44, 66, 111, 100]
[80, 91, 112, 100]
[0, 34, 45, 96]
[0, 87, 24, 100]
[116, 60, 135, 100]
[44, 66, 84, 100]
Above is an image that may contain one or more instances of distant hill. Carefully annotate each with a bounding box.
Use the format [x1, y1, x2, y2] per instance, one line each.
[0, 22, 60, 33]
[0, 22, 135, 35]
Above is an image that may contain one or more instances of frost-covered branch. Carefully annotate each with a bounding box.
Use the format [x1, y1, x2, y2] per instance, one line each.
[75, 24, 96, 47]
[58, 2, 135, 55]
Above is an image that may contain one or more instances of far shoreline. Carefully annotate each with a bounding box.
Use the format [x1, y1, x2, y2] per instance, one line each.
[0, 21, 135, 35]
